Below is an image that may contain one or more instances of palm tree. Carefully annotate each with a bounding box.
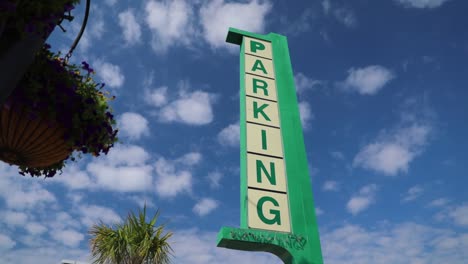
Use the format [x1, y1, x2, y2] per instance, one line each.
[89, 206, 173, 264]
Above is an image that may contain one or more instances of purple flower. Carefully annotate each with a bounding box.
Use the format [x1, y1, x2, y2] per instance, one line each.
[81, 61, 94, 73]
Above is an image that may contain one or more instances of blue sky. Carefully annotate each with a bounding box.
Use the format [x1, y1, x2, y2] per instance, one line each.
[1, 0, 468, 263]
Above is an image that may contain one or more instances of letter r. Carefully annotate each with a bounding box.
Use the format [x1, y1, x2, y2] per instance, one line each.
[253, 78, 268, 96]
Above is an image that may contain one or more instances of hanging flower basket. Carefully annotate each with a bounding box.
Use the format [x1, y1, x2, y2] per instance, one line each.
[0, 44, 118, 177]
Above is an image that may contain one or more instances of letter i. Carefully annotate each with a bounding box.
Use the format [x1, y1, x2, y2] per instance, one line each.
[261, 129, 267, 150]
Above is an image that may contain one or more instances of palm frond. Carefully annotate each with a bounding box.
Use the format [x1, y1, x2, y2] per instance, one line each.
[89, 206, 173, 264]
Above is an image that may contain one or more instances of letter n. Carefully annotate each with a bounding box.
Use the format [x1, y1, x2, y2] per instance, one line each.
[256, 159, 276, 185]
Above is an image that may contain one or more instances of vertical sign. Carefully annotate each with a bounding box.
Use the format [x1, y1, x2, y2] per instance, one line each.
[244, 36, 291, 233]
[217, 28, 324, 264]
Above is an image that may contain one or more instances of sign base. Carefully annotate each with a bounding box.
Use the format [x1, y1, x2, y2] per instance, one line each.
[218, 226, 314, 264]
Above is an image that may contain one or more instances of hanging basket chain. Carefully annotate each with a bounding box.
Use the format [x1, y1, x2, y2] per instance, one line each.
[57, 10, 74, 33]
[65, 0, 91, 62]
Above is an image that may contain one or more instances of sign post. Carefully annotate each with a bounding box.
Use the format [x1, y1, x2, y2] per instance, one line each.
[217, 28, 324, 264]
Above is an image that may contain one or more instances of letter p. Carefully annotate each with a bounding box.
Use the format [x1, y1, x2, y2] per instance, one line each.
[250, 40, 265, 54]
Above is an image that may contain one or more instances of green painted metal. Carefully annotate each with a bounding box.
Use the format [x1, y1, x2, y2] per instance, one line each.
[217, 28, 323, 264]
[239, 39, 248, 229]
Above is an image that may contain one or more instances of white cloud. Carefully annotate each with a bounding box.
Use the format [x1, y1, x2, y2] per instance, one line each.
[178, 152, 202, 166]
[354, 143, 412, 175]
[342, 65, 395, 95]
[334, 7, 357, 28]
[118, 9, 142, 45]
[347, 197, 372, 215]
[25, 222, 47, 235]
[86, 144, 154, 192]
[395, 0, 451, 8]
[0, 233, 15, 250]
[3, 185, 56, 209]
[154, 153, 201, 198]
[145, 86, 168, 107]
[299, 101, 314, 129]
[322, 0, 331, 14]
[79, 205, 122, 227]
[294, 72, 322, 94]
[67, 192, 84, 205]
[347, 184, 378, 215]
[0, 193, 91, 262]
[104, 0, 117, 6]
[206, 171, 223, 189]
[1, 211, 28, 226]
[46, 212, 81, 233]
[0, 247, 89, 264]
[118, 112, 150, 140]
[0, 164, 55, 209]
[217, 123, 240, 147]
[330, 151, 345, 160]
[155, 167, 191, 198]
[87, 163, 153, 192]
[449, 203, 468, 227]
[89, 11, 105, 39]
[428, 198, 450, 207]
[54, 164, 93, 190]
[321, 222, 468, 264]
[145, 0, 194, 53]
[105, 144, 151, 166]
[57, 146, 201, 196]
[316, 207, 324, 216]
[50, 229, 84, 247]
[402, 185, 424, 202]
[200, 0, 272, 49]
[159, 90, 216, 125]
[193, 198, 219, 216]
[354, 124, 431, 176]
[323, 181, 340, 191]
[95, 61, 125, 88]
[322, 2, 357, 28]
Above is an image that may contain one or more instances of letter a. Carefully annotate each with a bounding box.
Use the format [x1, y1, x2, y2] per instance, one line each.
[252, 59, 267, 75]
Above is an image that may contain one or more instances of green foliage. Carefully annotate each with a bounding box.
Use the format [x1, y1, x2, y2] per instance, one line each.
[89, 207, 173, 264]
